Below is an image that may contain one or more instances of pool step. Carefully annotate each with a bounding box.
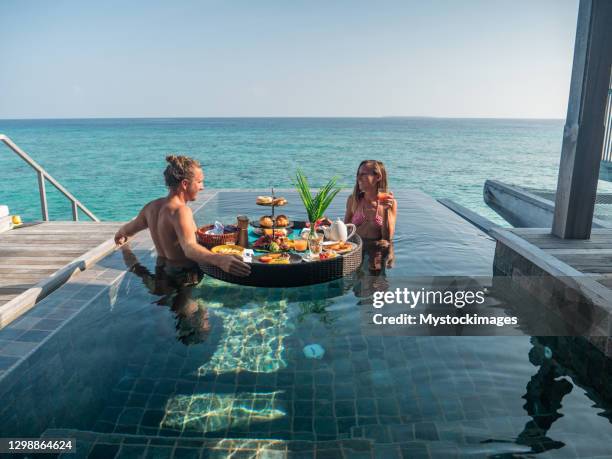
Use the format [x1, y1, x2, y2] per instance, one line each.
[41, 428, 374, 458]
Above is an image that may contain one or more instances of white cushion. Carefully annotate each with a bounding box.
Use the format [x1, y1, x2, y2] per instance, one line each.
[0, 205, 8, 218]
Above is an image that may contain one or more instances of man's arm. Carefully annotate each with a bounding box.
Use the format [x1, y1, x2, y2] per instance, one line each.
[173, 206, 251, 277]
[115, 205, 149, 245]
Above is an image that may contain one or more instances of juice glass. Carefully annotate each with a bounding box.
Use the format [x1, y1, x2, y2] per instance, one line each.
[377, 191, 392, 202]
[294, 239, 308, 252]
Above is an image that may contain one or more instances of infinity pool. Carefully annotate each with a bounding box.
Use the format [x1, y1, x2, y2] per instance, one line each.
[0, 191, 611, 458]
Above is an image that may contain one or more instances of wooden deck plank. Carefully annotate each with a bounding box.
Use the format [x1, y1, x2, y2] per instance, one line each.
[0, 257, 74, 265]
[0, 221, 124, 329]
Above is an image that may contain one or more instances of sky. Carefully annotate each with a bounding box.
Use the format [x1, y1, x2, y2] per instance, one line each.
[0, 0, 579, 119]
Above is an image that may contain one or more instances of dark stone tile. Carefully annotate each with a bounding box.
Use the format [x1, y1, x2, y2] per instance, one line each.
[0, 340, 38, 357]
[0, 355, 18, 370]
[126, 393, 149, 408]
[314, 417, 337, 436]
[0, 328, 25, 340]
[335, 401, 355, 418]
[93, 421, 115, 433]
[116, 444, 147, 458]
[98, 406, 123, 423]
[89, 443, 120, 459]
[400, 442, 430, 459]
[141, 410, 165, 428]
[414, 422, 439, 441]
[32, 318, 65, 331]
[13, 329, 52, 342]
[144, 446, 173, 459]
[314, 401, 334, 417]
[173, 448, 200, 459]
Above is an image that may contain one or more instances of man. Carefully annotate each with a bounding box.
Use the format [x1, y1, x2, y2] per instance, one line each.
[114, 154, 251, 278]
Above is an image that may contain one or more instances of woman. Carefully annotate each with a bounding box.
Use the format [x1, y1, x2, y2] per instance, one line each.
[344, 160, 397, 243]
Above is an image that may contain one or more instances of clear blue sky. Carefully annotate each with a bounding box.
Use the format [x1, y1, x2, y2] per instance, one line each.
[1, 0, 578, 119]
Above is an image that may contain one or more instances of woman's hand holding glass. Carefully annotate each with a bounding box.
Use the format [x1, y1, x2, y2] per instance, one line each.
[377, 191, 394, 209]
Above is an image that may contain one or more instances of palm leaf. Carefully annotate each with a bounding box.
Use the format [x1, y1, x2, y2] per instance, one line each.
[294, 169, 341, 224]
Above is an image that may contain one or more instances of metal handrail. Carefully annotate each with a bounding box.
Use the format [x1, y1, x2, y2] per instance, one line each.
[602, 88, 612, 163]
[0, 134, 99, 222]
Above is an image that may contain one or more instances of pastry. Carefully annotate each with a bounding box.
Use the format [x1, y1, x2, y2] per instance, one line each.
[264, 228, 287, 237]
[275, 214, 289, 227]
[259, 216, 274, 228]
[256, 196, 273, 205]
[272, 197, 287, 206]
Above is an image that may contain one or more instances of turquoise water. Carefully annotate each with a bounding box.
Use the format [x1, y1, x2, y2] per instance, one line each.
[2, 117, 603, 224]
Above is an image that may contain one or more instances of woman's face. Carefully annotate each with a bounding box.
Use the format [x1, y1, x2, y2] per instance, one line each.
[357, 163, 380, 191]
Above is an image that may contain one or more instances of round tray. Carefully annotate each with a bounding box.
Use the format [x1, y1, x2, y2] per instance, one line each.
[200, 233, 363, 287]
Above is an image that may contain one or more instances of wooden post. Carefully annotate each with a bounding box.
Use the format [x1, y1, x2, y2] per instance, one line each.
[552, 0, 612, 239]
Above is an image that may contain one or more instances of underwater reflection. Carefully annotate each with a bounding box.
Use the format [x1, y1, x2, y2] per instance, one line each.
[353, 240, 394, 302]
[162, 391, 286, 433]
[198, 301, 293, 375]
[484, 337, 573, 454]
[121, 246, 211, 345]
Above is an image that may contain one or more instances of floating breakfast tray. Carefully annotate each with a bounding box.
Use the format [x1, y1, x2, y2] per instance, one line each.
[200, 233, 363, 288]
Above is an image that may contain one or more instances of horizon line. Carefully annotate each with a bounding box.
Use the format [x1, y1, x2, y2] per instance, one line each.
[0, 115, 566, 122]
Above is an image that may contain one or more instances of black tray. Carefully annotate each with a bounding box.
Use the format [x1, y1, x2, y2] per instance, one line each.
[200, 233, 363, 287]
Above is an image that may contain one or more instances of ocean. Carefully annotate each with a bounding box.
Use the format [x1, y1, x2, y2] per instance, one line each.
[0, 117, 601, 224]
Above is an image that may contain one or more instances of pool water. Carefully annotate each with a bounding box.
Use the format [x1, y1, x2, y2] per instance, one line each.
[1, 191, 611, 458]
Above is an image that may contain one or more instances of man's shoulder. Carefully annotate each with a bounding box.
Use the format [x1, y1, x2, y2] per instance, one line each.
[145, 197, 167, 209]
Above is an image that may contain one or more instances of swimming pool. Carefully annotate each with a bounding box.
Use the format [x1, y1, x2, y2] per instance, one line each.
[0, 191, 611, 458]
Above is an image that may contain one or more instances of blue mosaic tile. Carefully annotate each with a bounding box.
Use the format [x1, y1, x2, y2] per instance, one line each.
[13, 329, 52, 342]
[0, 340, 38, 357]
[0, 355, 18, 370]
[0, 328, 25, 340]
[89, 443, 120, 459]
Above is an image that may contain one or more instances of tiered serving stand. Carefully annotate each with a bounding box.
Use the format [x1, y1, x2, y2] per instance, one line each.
[199, 191, 363, 287]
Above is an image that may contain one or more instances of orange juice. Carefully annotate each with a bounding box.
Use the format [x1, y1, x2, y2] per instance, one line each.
[294, 239, 308, 251]
[377, 191, 391, 201]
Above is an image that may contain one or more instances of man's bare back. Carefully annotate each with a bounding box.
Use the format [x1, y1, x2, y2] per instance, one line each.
[142, 197, 197, 267]
[114, 156, 250, 277]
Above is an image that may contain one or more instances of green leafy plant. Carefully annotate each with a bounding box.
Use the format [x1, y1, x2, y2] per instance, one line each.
[294, 170, 341, 225]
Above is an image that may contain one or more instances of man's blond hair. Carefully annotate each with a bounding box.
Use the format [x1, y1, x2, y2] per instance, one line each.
[164, 155, 201, 189]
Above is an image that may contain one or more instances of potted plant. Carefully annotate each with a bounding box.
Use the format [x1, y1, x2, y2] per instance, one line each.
[294, 170, 341, 255]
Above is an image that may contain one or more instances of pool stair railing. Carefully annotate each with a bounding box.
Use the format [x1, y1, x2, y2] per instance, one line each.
[0, 134, 126, 329]
[0, 134, 99, 222]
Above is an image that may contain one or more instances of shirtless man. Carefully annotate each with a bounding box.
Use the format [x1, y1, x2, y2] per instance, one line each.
[114, 155, 251, 277]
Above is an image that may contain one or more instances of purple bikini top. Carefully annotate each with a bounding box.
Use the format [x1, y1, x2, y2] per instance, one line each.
[351, 199, 383, 227]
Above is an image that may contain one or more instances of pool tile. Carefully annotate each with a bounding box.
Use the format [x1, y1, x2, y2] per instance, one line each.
[144, 446, 173, 459]
[0, 355, 19, 370]
[89, 443, 120, 459]
[116, 444, 147, 458]
[32, 318, 65, 331]
[0, 328, 26, 340]
[14, 329, 52, 342]
[0, 340, 38, 357]
[10, 316, 42, 330]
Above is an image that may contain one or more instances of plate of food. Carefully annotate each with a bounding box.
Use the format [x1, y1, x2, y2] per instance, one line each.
[211, 244, 245, 256]
[256, 196, 288, 206]
[323, 241, 355, 254]
[252, 235, 294, 252]
[251, 215, 293, 228]
[253, 253, 302, 264]
[302, 250, 338, 262]
[252, 227, 291, 237]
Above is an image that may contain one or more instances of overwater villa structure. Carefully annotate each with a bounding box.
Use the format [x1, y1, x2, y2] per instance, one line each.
[0, 1, 612, 457]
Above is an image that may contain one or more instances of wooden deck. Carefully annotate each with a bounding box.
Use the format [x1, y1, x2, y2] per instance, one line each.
[0, 221, 123, 328]
[491, 227, 612, 356]
[509, 228, 612, 283]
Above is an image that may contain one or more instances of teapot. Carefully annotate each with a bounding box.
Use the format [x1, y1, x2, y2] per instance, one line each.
[322, 218, 356, 242]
